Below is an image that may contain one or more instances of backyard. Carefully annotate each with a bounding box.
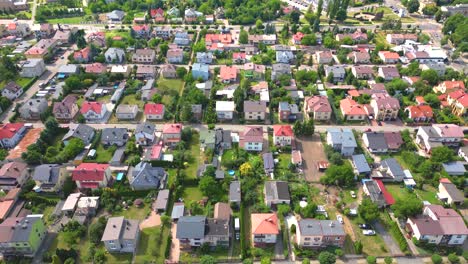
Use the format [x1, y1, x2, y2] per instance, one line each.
[135, 226, 171, 263]
[0, 77, 35, 90]
[183, 133, 201, 180]
[112, 203, 152, 220]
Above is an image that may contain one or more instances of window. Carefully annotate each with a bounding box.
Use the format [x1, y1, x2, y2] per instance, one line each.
[457, 235, 462, 238]
[304, 242, 310, 245]
[304, 237, 311, 241]
[335, 237, 341, 240]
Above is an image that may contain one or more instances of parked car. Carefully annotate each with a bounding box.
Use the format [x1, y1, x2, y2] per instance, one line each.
[350, 191, 356, 198]
[336, 215, 344, 224]
[359, 224, 371, 229]
[362, 229, 376, 236]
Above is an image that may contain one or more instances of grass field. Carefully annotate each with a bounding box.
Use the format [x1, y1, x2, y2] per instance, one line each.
[183, 186, 204, 201]
[94, 144, 116, 163]
[135, 226, 170, 263]
[120, 94, 145, 109]
[112, 203, 151, 220]
[184, 133, 201, 180]
[0, 77, 34, 89]
[157, 77, 184, 94]
[45, 16, 85, 24]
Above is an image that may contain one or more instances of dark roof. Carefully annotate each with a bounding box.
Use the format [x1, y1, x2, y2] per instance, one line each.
[101, 128, 128, 143]
[298, 219, 345, 236]
[364, 132, 388, 149]
[381, 158, 404, 178]
[352, 154, 371, 174]
[363, 180, 387, 208]
[10, 215, 42, 243]
[206, 218, 230, 236]
[176, 216, 206, 239]
[155, 189, 170, 210]
[135, 122, 155, 135]
[32, 164, 60, 183]
[263, 152, 274, 172]
[229, 181, 241, 202]
[62, 124, 95, 145]
[265, 181, 290, 201]
[441, 182, 464, 201]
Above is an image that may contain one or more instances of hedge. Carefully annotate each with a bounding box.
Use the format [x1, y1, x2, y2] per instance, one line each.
[388, 220, 409, 253]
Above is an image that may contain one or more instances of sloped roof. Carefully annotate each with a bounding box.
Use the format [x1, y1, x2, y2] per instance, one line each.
[251, 213, 279, 235]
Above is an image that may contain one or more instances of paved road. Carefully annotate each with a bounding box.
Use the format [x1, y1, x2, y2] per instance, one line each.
[374, 221, 404, 256]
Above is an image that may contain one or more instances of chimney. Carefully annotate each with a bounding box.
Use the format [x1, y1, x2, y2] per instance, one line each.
[113, 224, 116, 228]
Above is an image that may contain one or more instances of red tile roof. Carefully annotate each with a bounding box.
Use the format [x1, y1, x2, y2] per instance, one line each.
[251, 213, 279, 235]
[305, 96, 332, 113]
[73, 47, 91, 60]
[205, 34, 232, 44]
[149, 144, 163, 159]
[144, 103, 164, 115]
[85, 63, 107, 74]
[0, 123, 24, 140]
[340, 98, 367, 116]
[150, 8, 164, 18]
[406, 105, 434, 119]
[72, 163, 109, 181]
[81, 101, 103, 114]
[162, 123, 182, 134]
[293, 32, 304, 42]
[440, 81, 465, 91]
[273, 125, 294, 137]
[220, 66, 237, 80]
[232, 52, 246, 60]
[133, 24, 150, 32]
[0, 162, 27, 179]
[375, 180, 395, 205]
[379, 51, 400, 60]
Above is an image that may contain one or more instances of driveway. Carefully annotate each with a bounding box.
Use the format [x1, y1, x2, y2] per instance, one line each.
[169, 223, 180, 263]
[296, 134, 328, 182]
[32, 232, 57, 264]
[374, 221, 403, 256]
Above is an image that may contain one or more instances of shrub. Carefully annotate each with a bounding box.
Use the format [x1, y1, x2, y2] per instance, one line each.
[367, 256, 377, 264]
[290, 224, 296, 234]
[354, 241, 363, 254]
[302, 258, 310, 264]
[431, 254, 442, 264]
[384, 257, 393, 264]
[448, 253, 460, 263]
[335, 249, 344, 257]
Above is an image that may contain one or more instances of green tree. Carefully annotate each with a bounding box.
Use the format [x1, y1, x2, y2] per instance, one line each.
[448, 253, 460, 264]
[392, 196, 423, 218]
[406, 0, 420, 13]
[384, 257, 393, 264]
[367, 256, 377, 264]
[256, 19, 264, 29]
[239, 30, 248, 44]
[199, 175, 219, 197]
[431, 254, 442, 264]
[293, 120, 303, 135]
[301, 34, 317, 46]
[176, 67, 187, 79]
[89, 217, 107, 244]
[200, 255, 216, 264]
[302, 258, 311, 264]
[318, 251, 336, 264]
[321, 164, 355, 187]
[430, 146, 454, 163]
[421, 69, 439, 86]
[358, 198, 379, 222]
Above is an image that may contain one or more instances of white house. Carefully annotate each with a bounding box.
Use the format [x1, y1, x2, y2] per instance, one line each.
[216, 101, 235, 120]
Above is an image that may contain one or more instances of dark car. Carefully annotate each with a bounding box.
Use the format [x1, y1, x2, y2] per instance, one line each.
[359, 224, 371, 229]
[377, 121, 382, 126]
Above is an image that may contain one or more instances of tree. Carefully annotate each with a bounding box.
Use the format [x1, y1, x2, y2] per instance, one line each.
[423, 94, 440, 108]
[301, 34, 317, 46]
[89, 217, 107, 244]
[199, 176, 218, 197]
[392, 196, 423, 218]
[384, 257, 393, 264]
[314, 0, 323, 32]
[240, 162, 253, 177]
[261, 257, 271, 264]
[161, 215, 171, 229]
[176, 67, 187, 79]
[303, 119, 315, 135]
[239, 30, 248, 44]
[329, 152, 343, 165]
[302, 258, 310, 264]
[256, 19, 264, 29]
[358, 198, 379, 222]
[321, 164, 355, 187]
[422, 4, 438, 15]
[200, 255, 216, 264]
[431, 254, 442, 264]
[367, 256, 377, 264]
[430, 146, 454, 163]
[407, 0, 420, 13]
[293, 120, 303, 135]
[318, 251, 336, 264]
[448, 253, 460, 264]
[420, 69, 439, 86]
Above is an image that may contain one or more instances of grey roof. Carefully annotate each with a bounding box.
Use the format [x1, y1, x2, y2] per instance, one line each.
[263, 152, 274, 172]
[215, 170, 225, 179]
[272, 63, 291, 73]
[116, 104, 138, 114]
[364, 132, 388, 149]
[129, 162, 166, 189]
[244, 101, 267, 112]
[298, 219, 345, 236]
[19, 98, 48, 118]
[10, 215, 43, 243]
[62, 124, 95, 145]
[381, 158, 404, 178]
[327, 128, 357, 148]
[155, 189, 170, 210]
[101, 216, 139, 241]
[105, 47, 125, 61]
[58, 64, 78, 74]
[215, 129, 232, 146]
[206, 218, 229, 236]
[135, 122, 155, 135]
[176, 216, 206, 239]
[110, 147, 125, 165]
[200, 130, 216, 146]
[171, 203, 185, 219]
[352, 154, 371, 174]
[325, 65, 346, 75]
[101, 128, 129, 144]
[265, 181, 290, 201]
[441, 182, 464, 201]
[364, 180, 386, 207]
[442, 161, 466, 175]
[229, 181, 241, 202]
[33, 164, 60, 183]
[107, 10, 125, 20]
[192, 63, 209, 72]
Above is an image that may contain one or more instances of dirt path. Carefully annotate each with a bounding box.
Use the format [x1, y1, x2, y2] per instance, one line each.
[139, 211, 161, 230]
[296, 134, 328, 182]
[169, 223, 180, 263]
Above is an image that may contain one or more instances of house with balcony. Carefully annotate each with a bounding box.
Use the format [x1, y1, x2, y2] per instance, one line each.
[251, 213, 279, 247]
[415, 124, 464, 153]
[370, 94, 400, 121]
[296, 219, 346, 248]
[239, 126, 263, 151]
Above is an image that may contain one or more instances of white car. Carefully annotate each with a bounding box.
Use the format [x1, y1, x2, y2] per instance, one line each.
[336, 215, 344, 224]
[350, 191, 356, 198]
[362, 229, 376, 236]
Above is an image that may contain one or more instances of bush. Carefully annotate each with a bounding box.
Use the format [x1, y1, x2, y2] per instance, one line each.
[448, 253, 460, 263]
[367, 256, 377, 264]
[431, 254, 442, 264]
[354, 241, 363, 254]
[302, 258, 310, 264]
[290, 224, 296, 234]
[384, 257, 393, 264]
[335, 249, 344, 257]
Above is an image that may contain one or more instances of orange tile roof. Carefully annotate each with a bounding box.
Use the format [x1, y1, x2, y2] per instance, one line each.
[340, 98, 367, 116]
[251, 213, 279, 235]
[406, 105, 433, 119]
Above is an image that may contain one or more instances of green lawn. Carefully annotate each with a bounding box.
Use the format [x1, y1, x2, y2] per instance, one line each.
[385, 184, 409, 201]
[112, 203, 151, 221]
[97, 95, 111, 103]
[183, 133, 201, 180]
[94, 144, 116, 163]
[414, 184, 441, 205]
[157, 77, 184, 94]
[275, 153, 292, 178]
[120, 94, 145, 109]
[45, 16, 85, 24]
[105, 30, 132, 40]
[135, 226, 170, 263]
[183, 186, 204, 201]
[0, 77, 34, 89]
[349, 217, 389, 256]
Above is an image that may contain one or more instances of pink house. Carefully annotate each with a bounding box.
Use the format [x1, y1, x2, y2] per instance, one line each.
[162, 124, 182, 146]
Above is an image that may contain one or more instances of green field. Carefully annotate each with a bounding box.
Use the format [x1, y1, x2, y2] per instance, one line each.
[135, 226, 171, 263]
[112, 203, 151, 220]
[183, 133, 201, 180]
[45, 17, 85, 24]
[120, 94, 145, 109]
[157, 77, 184, 94]
[183, 186, 204, 201]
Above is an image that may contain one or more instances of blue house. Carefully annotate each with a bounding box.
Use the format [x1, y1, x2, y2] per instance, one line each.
[326, 128, 357, 156]
[192, 63, 209, 81]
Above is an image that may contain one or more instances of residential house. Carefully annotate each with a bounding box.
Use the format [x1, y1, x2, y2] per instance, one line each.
[245, 46, 259, 56]
[32, 164, 64, 192]
[205, 218, 230, 247]
[229, 181, 241, 204]
[296, 219, 346, 248]
[128, 162, 166, 190]
[1, 81, 23, 100]
[53, 28, 73, 45]
[191, 104, 203, 121]
[244, 101, 267, 121]
[196, 52, 213, 64]
[440, 4, 468, 15]
[340, 98, 368, 121]
[132, 48, 155, 64]
[37, 23, 54, 39]
[325, 65, 346, 83]
[264, 181, 290, 207]
[184, 8, 202, 23]
[57, 64, 79, 78]
[174, 30, 190, 46]
[239, 126, 263, 151]
[433, 80, 465, 94]
[374, 158, 405, 182]
[0, 188, 20, 221]
[144, 103, 165, 120]
[416, 124, 464, 153]
[152, 26, 172, 39]
[87, 32, 106, 47]
[0, 123, 26, 149]
[132, 24, 150, 38]
[248, 34, 277, 45]
[349, 51, 370, 64]
[192, 63, 209, 81]
[72, 163, 111, 189]
[101, 216, 140, 253]
[351, 66, 373, 79]
[106, 10, 125, 22]
[378, 66, 400, 81]
[0, 215, 47, 257]
[151, 8, 165, 22]
[291, 150, 302, 166]
[155, 189, 169, 212]
[316, 51, 334, 64]
[216, 101, 235, 120]
[437, 178, 464, 205]
[370, 94, 400, 121]
[363, 179, 395, 208]
[351, 154, 371, 175]
[6, 22, 30, 37]
[421, 62, 446, 76]
[214, 202, 231, 220]
[386, 33, 418, 45]
[362, 131, 403, 153]
[167, 7, 180, 17]
[162, 123, 182, 146]
[205, 34, 233, 45]
[136, 65, 157, 79]
[62, 124, 95, 145]
[292, 32, 304, 44]
[273, 125, 294, 146]
[105, 48, 125, 63]
[271, 63, 291, 81]
[81, 101, 107, 121]
[378, 51, 400, 64]
[326, 128, 357, 156]
[101, 128, 128, 147]
[19, 98, 48, 120]
[220, 66, 237, 83]
[135, 122, 155, 146]
[73, 47, 92, 63]
[278, 102, 300, 122]
[232, 52, 246, 64]
[276, 51, 295, 64]
[85, 63, 107, 74]
[53, 95, 79, 122]
[407, 205, 468, 245]
[116, 105, 138, 120]
[160, 64, 177, 78]
[405, 105, 434, 122]
[243, 63, 265, 80]
[20, 59, 46, 78]
[336, 30, 368, 43]
[25, 39, 57, 59]
[251, 213, 280, 247]
[263, 153, 275, 175]
[176, 216, 206, 248]
[0, 162, 29, 190]
[447, 90, 468, 116]
[442, 161, 466, 176]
